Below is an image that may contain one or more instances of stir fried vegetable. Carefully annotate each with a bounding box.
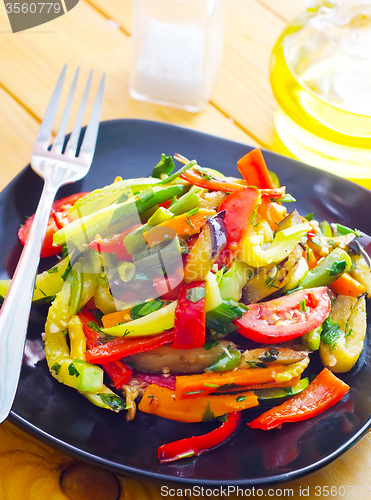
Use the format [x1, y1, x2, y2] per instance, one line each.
[13, 147, 370, 464]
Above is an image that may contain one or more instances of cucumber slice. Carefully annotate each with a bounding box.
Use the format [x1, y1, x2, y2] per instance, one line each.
[255, 377, 309, 404]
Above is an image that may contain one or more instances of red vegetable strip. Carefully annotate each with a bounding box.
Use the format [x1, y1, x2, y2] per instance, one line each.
[237, 149, 274, 189]
[133, 370, 176, 390]
[88, 225, 140, 261]
[158, 411, 241, 463]
[78, 308, 132, 389]
[248, 368, 350, 431]
[180, 168, 246, 192]
[172, 281, 206, 349]
[85, 330, 175, 364]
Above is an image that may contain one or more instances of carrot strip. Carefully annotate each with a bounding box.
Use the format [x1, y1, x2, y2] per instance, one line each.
[175, 365, 285, 399]
[146, 209, 215, 246]
[258, 198, 285, 230]
[237, 149, 274, 189]
[303, 247, 318, 270]
[102, 308, 132, 329]
[330, 273, 366, 297]
[139, 384, 258, 423]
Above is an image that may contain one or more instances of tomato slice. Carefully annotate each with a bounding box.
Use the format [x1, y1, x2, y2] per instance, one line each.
[235, 287, 331, 343]
[18, 192, 89, 258]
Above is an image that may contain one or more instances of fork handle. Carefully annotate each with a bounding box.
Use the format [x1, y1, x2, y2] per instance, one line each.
[0, 181, 58, 423]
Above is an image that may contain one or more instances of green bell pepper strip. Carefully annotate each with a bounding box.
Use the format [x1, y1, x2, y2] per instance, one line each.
[168, 190, 200, 216]
[320, 221, 333, 238]
[205, 348, 242, 372]
[54, 184, 187, 249]
[300, 247, 352, 289]
[301, 324, 323, 351]
[240, 222, 311, 268]
[68, 269, 83, 314]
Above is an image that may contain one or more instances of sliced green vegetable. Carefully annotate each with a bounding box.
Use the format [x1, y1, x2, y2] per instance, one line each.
[206, 299, 248, 335]
[301, 324, 323, 351]
[255, 377, 309, 403]
[130, 299, 166, 320]
[151, 154, 175, 179]
[205, 348, 242, 372]
[219, 260, 252, 302]
[320, 220, 333, 238]
[301, 247, 352, 289]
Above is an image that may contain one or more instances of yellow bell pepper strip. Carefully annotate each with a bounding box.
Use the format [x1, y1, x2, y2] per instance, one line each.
[215, 187, 261, 267]
[0, 256, 70, 304]
[237, 148, 274, 189]
[235, 287, 331, 344]
[139, 384, 258, 423]
[85, 330, 175, 364]
[101, 300, 177, 337]
[158, 412, 242, 463]
[68, 316, 86, 360]
[175, 365, 285, 399]
[240, 222, 311, 268]
[247, 368, 349, 430]
[300, 247, 352, 289]
[172, 281, 206, 349]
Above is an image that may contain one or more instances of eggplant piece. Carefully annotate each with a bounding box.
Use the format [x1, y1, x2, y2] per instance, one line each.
[242, 244, 302, 304]
[184, 212, 227, 282]
[126, 340, 238, 374]
[274, 209, 302, 234]
[243, 347, 309, 366]
[199, 190, 227, 210]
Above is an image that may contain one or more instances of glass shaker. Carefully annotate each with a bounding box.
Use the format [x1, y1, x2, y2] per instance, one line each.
[129, 0, 226, 113]
[270, 0, 371, 188]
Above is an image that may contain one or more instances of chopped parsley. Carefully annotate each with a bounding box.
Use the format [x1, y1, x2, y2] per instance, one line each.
[265, 276, 279, 289]
[203, 340, 219, 350]
[202, 402, 215, 422]
[321, 317, 343, 352]
[99, 394, 127, 411]
[300, 300, 307, 312]
[258, 347, 279, 363]
[236, 395, 246, 402]
[51, 362, 61, 375]
[68, 362, 80, 378]
[47, 266, 59, 274]
[246, 361, 268, 369]
[328, 260, 347, 277]
[88, 321, 105, 334]
[304, 212, 314, 221]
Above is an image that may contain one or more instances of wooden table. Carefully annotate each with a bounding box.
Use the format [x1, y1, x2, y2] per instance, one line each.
[0, 1, 370, 499]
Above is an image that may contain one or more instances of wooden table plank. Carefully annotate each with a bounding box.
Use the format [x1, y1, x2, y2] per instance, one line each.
[0, 1, 255, 149]
[0, 87, 39, 190]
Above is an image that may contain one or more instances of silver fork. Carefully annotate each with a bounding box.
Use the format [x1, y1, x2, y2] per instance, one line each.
[0, 65, 105, 423]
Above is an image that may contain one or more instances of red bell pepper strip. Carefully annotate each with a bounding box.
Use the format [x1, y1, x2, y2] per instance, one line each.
[180, 168, 247, 192]
[158, 411, 241, 463]
[235, 287, 331, 343]
[248, 368, 350, 431]
[153, 276, 186, 301]
[215, 187, 260, 266]
[18, 192, 89, 258]
[77, 308, 132, 388]
[237, 149, 274, 189]
[85, 330, 175, 364]
[88, 225, 141, 261]
[172, 281, 206, 349]
[133, 370, 176, 390]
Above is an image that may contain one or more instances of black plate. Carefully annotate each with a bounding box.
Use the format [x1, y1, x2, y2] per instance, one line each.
[6, 119, 371, 487]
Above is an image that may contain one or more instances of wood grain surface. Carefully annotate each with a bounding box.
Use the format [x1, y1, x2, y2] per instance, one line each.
[0, 1, 370, 498]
